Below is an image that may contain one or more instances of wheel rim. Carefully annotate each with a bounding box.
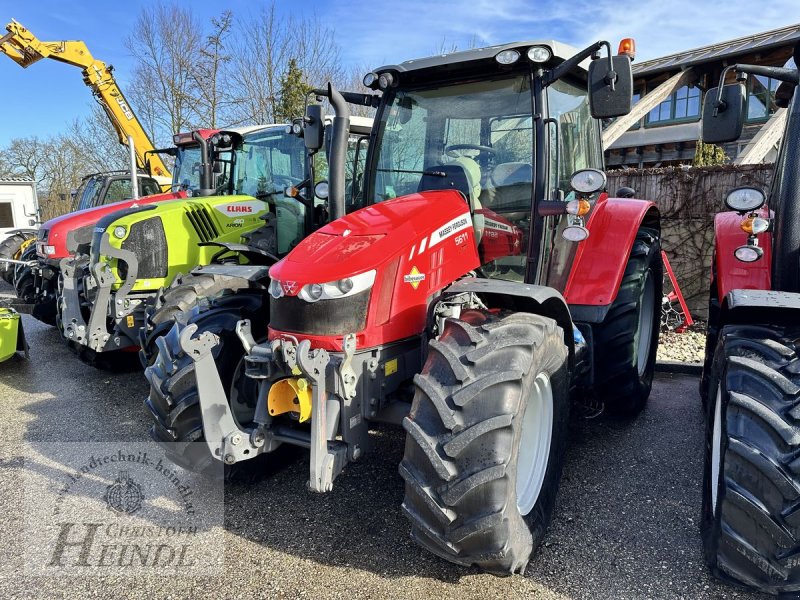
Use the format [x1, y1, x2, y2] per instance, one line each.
[711, 386, 723, 515]
[516, 372, 554, 517]
[636, 270, 656, 377]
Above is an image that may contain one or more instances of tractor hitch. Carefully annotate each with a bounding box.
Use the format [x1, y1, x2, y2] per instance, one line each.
[177, 319, 350, 492]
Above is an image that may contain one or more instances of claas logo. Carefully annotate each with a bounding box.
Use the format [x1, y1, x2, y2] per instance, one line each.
[227, 205, 253, 213]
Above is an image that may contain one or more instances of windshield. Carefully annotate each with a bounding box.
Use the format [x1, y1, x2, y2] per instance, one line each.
[233, 129, 305, 198]
[372, 75, 534, 280]
[172, 146, 203, 194]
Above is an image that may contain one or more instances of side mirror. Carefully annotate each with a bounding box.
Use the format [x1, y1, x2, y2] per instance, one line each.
[588, 55, 633, 119]
[304, 104, 324, 151]
[701, 84, 745, 144]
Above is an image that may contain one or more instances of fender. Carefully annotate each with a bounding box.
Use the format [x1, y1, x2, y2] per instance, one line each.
[563, 197, 659, 317]
[719, 289, 800, 327]
[4, 228, 37, 237]
[713, 209, 772, 303]
[443, 277, 575, 364]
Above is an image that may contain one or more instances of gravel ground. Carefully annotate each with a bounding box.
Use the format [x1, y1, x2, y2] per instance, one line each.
[656, 328, 707, 364]
[0, 282, 762, 599]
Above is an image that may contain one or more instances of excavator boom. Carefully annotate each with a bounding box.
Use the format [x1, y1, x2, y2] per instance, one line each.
[0, 20, 171, 184]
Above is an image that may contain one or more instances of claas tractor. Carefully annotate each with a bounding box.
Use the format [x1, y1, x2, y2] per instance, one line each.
[147, 38, 661, 574]
[698, 43, 800, 596]
[61, 119, 372, 366]
[13, 129, 222, 326]
[138, 115, 373, 366]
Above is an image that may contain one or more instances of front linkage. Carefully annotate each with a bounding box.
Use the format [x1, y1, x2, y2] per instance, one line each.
[175, 317, 416, 492]
[60, 228, 147, 352]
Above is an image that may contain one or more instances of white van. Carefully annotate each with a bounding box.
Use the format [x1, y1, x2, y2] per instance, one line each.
[0, 178, 39, 283]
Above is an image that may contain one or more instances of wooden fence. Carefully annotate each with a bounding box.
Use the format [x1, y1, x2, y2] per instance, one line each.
[607, 164, 775, 319]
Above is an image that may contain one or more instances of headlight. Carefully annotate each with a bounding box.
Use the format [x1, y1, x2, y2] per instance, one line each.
[725, 187, 765, 212]
[527, 46, 552, 63]
[495, 49, 520, 65]
[570, 168, 607, 194]
[43, 245, 56, 256]
[734, 245, 763, 262]
[113, 225, 127, 239]
[297, 270, 376, 303]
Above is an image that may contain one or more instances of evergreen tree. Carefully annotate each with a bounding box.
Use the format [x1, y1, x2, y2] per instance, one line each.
[275, 59, 310, 122]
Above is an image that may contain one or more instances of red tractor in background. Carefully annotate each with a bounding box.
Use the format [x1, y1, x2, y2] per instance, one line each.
[12, 129, 232, 325]
[699, 44, 800, 595]
[147, 38, 662, 573]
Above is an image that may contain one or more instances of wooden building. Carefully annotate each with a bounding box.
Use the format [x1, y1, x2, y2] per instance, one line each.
[604, 24, 800, 168]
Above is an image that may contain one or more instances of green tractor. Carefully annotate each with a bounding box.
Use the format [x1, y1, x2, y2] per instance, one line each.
[59, 116, 372, 366]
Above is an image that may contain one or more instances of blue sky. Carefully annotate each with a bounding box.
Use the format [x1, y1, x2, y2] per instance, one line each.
[1, 0, 798, 146]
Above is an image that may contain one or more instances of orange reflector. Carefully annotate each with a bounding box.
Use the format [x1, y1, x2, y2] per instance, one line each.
[566, 199, 591, 217]
[618, 38, 636, 60]
[286, 186, 299, 198]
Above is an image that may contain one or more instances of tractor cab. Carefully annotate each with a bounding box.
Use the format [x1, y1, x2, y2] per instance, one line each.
[70, 171, 162, 213]
[355, 40, 632, 286]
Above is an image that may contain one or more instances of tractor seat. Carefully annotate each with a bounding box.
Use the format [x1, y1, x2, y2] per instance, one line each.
[486, 162, 532, 210]
[418, 157, 485, 241]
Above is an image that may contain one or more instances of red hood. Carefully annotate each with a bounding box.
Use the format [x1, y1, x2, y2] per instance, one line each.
[270, 190, 473, 287]
[39, 190, 185, 259]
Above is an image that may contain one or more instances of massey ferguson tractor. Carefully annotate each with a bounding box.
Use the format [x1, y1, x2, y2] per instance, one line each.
[699, 43, 800, 596]
[12, 129, 224, 326]
[146, 38, 662, 574]
[61, 119, 372, 367]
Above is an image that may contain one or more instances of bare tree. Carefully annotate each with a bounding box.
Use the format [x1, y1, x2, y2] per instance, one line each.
[227, 3, 344, 126]
[124, 4, 204, 147]
[192, 10, 235, 128]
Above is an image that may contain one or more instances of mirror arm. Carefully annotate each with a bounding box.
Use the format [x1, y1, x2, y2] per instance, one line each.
[311, 88, 382, 108]
[544, 40, 606, 87]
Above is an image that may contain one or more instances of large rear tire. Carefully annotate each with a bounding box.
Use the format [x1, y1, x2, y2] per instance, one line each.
[401, 310, 569, 574]
[702, 324, 800, 595]
[593, 228, 661, 416]
[0, 232, 34, 283]
[144, 291, 269, 476]
[140, 272, 250, 366]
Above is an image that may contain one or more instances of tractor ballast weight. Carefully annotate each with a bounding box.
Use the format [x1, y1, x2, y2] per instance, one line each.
[151, 38, 661, 573]
[699, 43, 800, 595]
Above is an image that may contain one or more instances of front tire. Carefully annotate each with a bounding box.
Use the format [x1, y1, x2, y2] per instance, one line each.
[401, 310, 570, 574]
[144, 291, 268, 475]
[593, 228, 662, 416]
[140, 272, 250, 366]
[0, 232, 34, 283]
[702, 324, 800, 595]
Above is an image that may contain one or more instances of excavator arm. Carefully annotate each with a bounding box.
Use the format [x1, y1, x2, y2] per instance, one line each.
[0, 20, 171, 186]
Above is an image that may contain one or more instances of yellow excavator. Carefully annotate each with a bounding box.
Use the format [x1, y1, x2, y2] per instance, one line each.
[0, 19, 171, 187]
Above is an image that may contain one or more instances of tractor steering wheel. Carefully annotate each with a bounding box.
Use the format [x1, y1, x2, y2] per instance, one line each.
[445, 144, 497, 159]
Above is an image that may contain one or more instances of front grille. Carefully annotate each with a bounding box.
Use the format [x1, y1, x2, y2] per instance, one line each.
[120, 217, 168, 279]
[185, 205, 220, 242]
[270, 289, 370, 336]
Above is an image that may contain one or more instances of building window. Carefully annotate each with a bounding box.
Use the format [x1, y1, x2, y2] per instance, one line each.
[746, 75, 780, 121]
[646, 85, 701, 126]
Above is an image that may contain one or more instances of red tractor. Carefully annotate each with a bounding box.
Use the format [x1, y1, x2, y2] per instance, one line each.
[699, 44, 800, 595]
[147, 38, 661, 572]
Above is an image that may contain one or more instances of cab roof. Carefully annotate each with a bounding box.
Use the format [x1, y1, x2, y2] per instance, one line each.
[375, 40, 586, 79]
